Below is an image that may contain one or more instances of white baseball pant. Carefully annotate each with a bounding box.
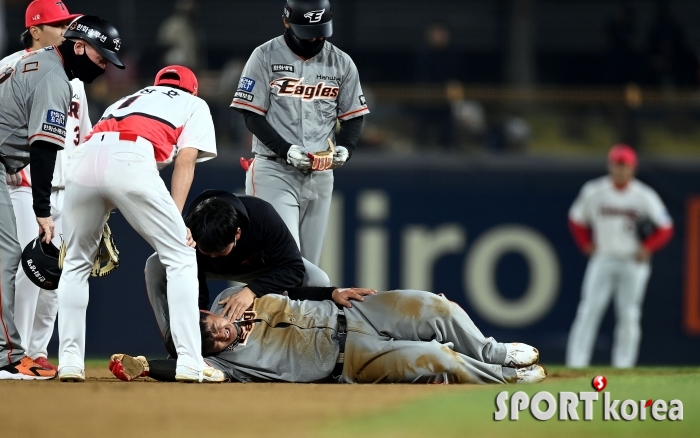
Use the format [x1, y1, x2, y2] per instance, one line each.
[245, 158, 333, 265]
[566, 254, 651, 368]
[57, 133, 206, 372]
[10, 187, 63, 360]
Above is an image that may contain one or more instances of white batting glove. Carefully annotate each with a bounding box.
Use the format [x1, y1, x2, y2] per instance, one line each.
[287, 145, 311, 171]
[330, 146, 349, 169]
[6, 172, 22, 186]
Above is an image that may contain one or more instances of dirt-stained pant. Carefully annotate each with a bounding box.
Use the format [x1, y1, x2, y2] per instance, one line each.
[341, 290, 511, 384]
[0, 163, 27, 367]
[245, 158, 333, 266]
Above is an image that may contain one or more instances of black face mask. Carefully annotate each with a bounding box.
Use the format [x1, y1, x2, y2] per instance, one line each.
[57, 40, 106, 84]
[284, 28, 325, 59]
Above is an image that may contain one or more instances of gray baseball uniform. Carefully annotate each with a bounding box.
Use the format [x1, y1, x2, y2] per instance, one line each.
[148, 285, 513, 384]
[231, 35, 369, 265]
[0, 47, 71, 367]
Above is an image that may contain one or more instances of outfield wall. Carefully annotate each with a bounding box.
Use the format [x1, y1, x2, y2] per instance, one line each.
[59, 153, 700, 364]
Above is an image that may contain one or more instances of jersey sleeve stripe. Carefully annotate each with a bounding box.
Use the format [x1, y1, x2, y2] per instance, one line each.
[338, 106, 369, 120]
[28, 133, 66, 146]
[231, 100, 267, 115]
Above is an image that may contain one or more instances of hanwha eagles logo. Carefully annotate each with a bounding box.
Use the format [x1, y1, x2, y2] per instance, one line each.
[113, 38, 121, 51]
[270, 77, 338, 101]
[303, 9, 325, 23]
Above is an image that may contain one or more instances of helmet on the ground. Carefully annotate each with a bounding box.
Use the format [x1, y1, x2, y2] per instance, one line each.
[155, 65, 198, 96]
[21, 236, 62, 290]
[63, 15, 125, 69]
[284, 0, 333, 39]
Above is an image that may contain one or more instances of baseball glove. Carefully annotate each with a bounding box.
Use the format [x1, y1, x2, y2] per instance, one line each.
[109, 354, 149, 381]
[308, 138, 336, 171]
[58, 218, 120, 277]
[636, 217, 657, 241]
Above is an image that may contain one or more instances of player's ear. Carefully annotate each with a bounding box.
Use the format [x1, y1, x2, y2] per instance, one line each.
[283, 16, 290, 28]
[73, 40, 85, 55]
[30, 26, 42, 42]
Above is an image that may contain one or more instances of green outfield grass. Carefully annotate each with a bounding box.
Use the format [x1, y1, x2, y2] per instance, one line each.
[317, 367, 700, 438]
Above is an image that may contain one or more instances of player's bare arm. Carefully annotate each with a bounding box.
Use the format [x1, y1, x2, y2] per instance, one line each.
[170, 147, 199, 213]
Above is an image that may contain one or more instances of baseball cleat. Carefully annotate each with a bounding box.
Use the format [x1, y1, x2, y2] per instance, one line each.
[109, 354, 149, 381]
[58, 366, 85, 382]
[175, 365, 226, 383]
[504, 343, 539, 368]
[0, 356, 57, 380]
[516, 364, 547, 384]
[33, 357, 58, 371]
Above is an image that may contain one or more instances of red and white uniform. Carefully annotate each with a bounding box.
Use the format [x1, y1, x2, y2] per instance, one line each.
[1, 47, 92, 363]
[87, 85, 217, 168]
[57, 84, 217, 374]
[566, 176, 673, 368]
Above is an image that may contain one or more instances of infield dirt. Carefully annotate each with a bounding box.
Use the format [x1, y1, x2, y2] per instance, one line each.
[1, 364, 470, 438]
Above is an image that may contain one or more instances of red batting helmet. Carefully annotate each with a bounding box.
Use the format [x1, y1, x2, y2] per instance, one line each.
[154, 65, 198, 96]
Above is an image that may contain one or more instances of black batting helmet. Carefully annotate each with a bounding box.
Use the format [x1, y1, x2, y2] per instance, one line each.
[63, 15, 125, 69]
[284, 0, 333, 39]
[21, 236, 62, 290]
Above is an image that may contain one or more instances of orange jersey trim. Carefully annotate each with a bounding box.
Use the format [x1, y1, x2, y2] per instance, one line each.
[29, 133, 65, 144]
[231, 101, 267, 115]
[339, 106, 369, 120]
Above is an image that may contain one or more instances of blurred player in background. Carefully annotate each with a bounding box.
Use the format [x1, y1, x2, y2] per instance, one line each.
[56, 65, 224, 383]
[2, 0, 89, 372]
[566, 144, 673, 368]
[231, 0, 368, 266]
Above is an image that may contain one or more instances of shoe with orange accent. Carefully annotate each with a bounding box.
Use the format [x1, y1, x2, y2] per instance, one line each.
[33, 357, 58, 371]
[0, 356, 57, 380]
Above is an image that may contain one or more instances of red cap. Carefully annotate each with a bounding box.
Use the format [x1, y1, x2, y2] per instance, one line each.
[25, 0, 81, 28]
[154, 65, 198, 96]
[608, 144, 637, 167]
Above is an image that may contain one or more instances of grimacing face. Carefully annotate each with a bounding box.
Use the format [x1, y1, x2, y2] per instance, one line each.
[203, 313, 237, 354]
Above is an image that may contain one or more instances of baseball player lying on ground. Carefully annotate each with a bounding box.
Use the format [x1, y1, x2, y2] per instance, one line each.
[110, 286, 546, 384]
[145, 190, 331, 320]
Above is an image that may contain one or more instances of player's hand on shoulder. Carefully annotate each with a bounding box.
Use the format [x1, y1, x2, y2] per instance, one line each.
[6, 172, 22, 186]
[287, 145, 311, 171]
[36, 217, 55, 243]
[219, 287, 256, 321]
[330, 145, 349, 170]
[332, 287, 377, 308]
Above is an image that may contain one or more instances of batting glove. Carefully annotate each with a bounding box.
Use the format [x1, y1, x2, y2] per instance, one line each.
[330, 146, 349, 170]
[109, 354, 149, 381]
[287, 145, 311, 171]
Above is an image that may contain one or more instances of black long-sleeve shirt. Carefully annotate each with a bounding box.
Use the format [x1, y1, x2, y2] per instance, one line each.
[188, 190, 306, 306]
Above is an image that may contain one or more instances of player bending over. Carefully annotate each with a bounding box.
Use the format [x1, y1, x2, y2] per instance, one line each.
[57, 65, 223, 383]
[111, 286, 546, 384]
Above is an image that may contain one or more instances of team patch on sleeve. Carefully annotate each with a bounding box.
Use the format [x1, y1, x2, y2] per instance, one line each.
[46, 110, 66, 127]
[272, 64, 295, 73]
[359, 95, 366, 106]
[234, 91, 254, 102]
[238, 77, 256, 92]
[41, 123, 66, 138]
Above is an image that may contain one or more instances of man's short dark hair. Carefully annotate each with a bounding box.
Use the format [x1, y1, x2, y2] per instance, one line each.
[165, 311, 216, 357]
[185, 198, 239, 254]
[20, 26, 42, 49]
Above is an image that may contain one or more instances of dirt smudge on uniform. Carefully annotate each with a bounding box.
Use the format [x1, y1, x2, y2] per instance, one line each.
[428, 296, 451, 319]
[415, 354, 447, 374]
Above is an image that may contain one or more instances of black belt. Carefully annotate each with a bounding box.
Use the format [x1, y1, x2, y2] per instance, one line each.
[257, 155, 288, 165]
[332, 310, 347, 378]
